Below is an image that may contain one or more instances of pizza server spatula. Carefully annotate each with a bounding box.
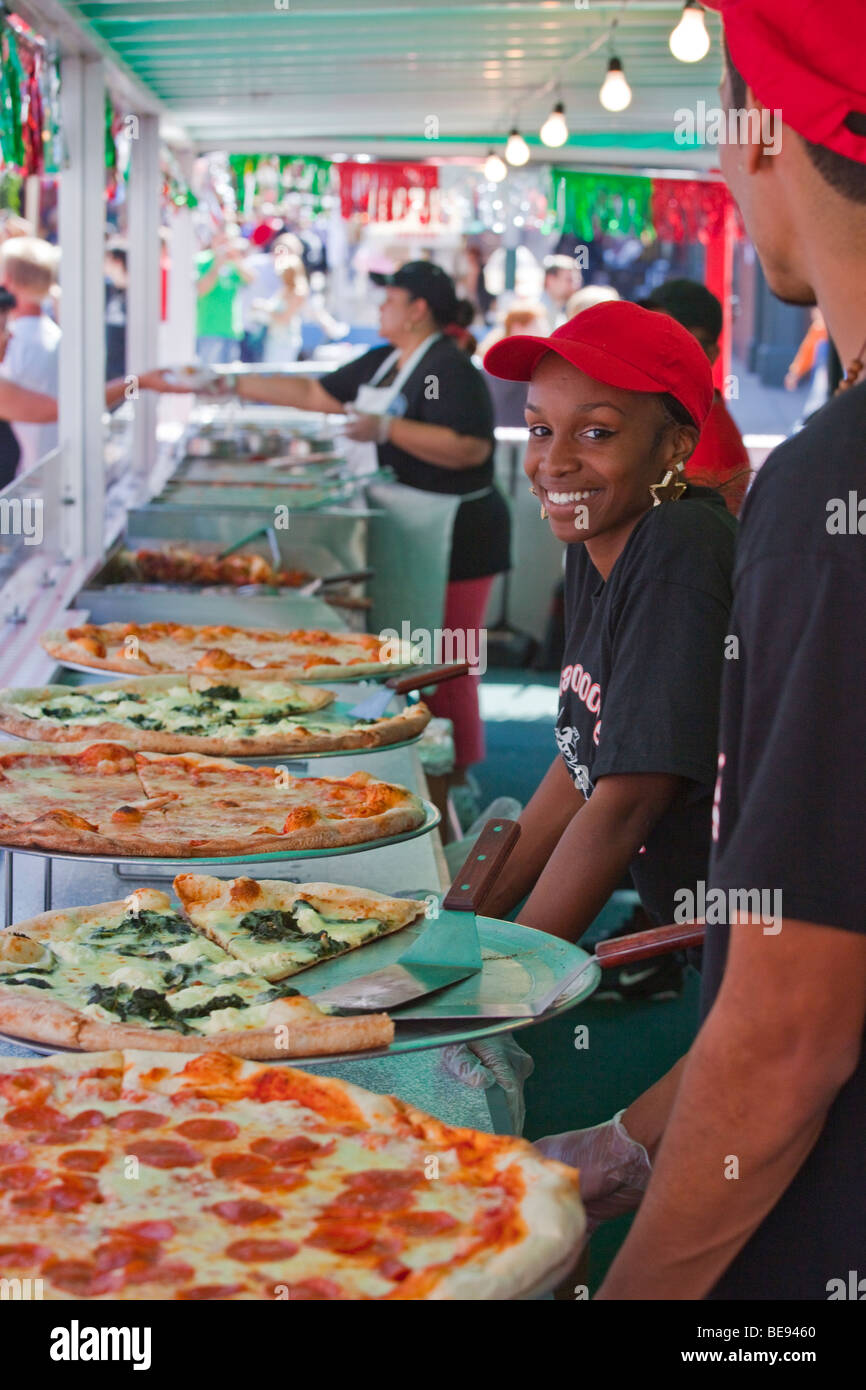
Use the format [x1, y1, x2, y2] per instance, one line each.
[344, 662, 470, 721]
[310, 819, 521, 1012]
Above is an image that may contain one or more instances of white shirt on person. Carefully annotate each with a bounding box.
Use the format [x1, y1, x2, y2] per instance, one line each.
[1, 313, 60, 475]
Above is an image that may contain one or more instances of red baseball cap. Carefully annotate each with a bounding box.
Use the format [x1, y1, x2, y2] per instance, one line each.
[484, 300, 714, 428]
[704, 0, 866, 164]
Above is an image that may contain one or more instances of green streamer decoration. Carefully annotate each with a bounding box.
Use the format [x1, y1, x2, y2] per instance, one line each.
[229, 154, 333, 211]
[550, 168, 653, 241]
[1, 20, 26, 170]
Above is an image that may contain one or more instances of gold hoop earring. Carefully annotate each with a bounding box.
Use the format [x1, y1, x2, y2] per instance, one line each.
[649, 460, 686, 507]
[529, 484, 547, 519]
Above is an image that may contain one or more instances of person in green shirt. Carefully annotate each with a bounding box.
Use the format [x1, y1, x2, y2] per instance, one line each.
[195, 229, 252, 364]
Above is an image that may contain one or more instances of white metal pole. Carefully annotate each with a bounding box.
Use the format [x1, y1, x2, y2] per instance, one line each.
[58, 53, 106, 559]
[127, 111, 161, 493]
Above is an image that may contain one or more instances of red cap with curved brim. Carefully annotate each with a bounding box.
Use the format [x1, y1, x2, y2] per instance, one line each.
[483, 300, 714, 428]
[704, 0, 866, 165]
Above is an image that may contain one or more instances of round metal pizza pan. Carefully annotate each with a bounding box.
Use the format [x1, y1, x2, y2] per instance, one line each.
[234, 732, 424, 763]
[0, 798, 440, 867]
[0, 916, 600, 1064]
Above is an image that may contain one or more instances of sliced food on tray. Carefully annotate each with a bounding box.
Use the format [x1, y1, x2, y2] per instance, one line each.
[0, 739, 427, 856]
[40, 621, 414, 679]
[0, 1048, 584, 1300]
[0, 673, 430, 754]
[104, 546, 313, 589]
[0, 881, 426, 1056]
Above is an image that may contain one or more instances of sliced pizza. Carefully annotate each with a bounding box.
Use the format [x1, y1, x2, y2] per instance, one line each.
[0, 740, 427, 856]
[173, 874, 424, 981]
[0, 673, 429, 755]
[0, 884, 422, 1056]
[40, 621, 414, 680]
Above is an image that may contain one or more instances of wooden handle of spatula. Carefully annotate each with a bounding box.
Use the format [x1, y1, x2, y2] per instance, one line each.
[442, 819, 521, 914]
[386, 662, 470, 695]
[595, 921, 706, 967]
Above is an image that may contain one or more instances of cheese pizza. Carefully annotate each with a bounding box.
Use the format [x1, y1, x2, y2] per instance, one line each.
[0, 673, 430, 755]
[0, 740, 427, 856]
[40, 622, 412, 680]
[0, 1049, 584, 1299]
[0, 882, 425, 1056]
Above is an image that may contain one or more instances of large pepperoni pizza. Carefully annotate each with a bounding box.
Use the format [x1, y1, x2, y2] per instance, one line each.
[0, 1050, 584, 1300]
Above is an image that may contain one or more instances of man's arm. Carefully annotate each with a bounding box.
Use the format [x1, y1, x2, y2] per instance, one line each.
[516, 771, 683, 941]
[597, 916, 866, 1299]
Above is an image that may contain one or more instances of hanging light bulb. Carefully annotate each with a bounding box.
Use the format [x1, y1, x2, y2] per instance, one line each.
[540, 101, 568, 148]
[599, 58, 632, 112]
[484, 149, 507, 182]
[669, 3, 711, 62]
[505, 128, 530, 166]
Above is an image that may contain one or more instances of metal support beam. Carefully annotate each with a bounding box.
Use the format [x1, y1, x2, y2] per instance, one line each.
[58, 53, 106, 560]
[127, 111, 162, 492]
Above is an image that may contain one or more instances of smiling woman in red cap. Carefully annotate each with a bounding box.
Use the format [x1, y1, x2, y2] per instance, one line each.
[482, 302, 736, 986]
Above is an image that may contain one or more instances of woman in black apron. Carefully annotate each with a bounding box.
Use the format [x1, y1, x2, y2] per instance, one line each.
[188, 261, 511, 776]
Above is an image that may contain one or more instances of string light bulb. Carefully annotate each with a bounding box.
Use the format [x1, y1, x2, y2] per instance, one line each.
[540, 101, 568, 148]
[669, 3, 711, 62]
[484, 149, 507, 182]
[599, 57, 632, 112]
[505, 128, 530, 166]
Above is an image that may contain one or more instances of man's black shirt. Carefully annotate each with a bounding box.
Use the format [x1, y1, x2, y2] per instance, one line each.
[705, 382, 866, 1299]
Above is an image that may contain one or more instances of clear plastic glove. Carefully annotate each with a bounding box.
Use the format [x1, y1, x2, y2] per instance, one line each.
[534, 1109, 651, 1234]
[440, 1034, 534, 1134]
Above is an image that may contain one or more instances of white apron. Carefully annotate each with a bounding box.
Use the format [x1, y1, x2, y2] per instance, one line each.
[341, 333, 442, 476]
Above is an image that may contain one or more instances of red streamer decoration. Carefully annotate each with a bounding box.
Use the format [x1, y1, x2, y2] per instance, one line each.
[338, 161, 439, 223]
[650, 178, 743, 245]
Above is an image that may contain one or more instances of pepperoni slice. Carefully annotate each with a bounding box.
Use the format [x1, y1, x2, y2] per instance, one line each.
[111, 1110, 167, 1132]
[0, 1165, 50, 1190]
[10, 1190, 50, 1214]
[345, 1169, 419, 1192]
[378, 1257, 411, 1282]
[178, 1284, 246, 1300]
[0, 1142, 28, 1163]
[283, 1277, 345, 1300]
[175, 1118, 239, 1142]
[50, 1174, 102, 1211]
[43, 1260, 123, 1298]
[125, 1261, 196, 1287]
[126, 1140, 202, 1169]
[0, 1243, 50, 1267]
[326, 1186, 410, 1216]
[94, 1239, 161, 1273]
[115, 1220, 176, 1243]
[306, 1223, 375, 1254]
[244, 1170, 307, 1194]
[58, 1150, 107, 1172]
[208, 1199, 279, 1225]
[211, 1152, 271, 1181]
[226, 1239, 299, 1263]
[250, 1136, 331, 1164]
[392, 1210, 459, 1236]
[4, 1103, 65, 1130]
[67, 1109, 105, 1131]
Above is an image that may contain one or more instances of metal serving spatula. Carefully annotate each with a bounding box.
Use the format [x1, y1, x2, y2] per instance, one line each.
[345, 662, 470, 721]
[310, 819, 521, 1012]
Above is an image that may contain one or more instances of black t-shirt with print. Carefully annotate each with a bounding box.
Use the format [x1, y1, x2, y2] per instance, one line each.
[704, 383, 866, 1301]
[558, 485, 736, 926]
[321, 338, 510, 581]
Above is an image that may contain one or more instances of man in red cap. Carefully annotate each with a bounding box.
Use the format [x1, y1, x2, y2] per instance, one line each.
[576, 0, 866, 1300]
